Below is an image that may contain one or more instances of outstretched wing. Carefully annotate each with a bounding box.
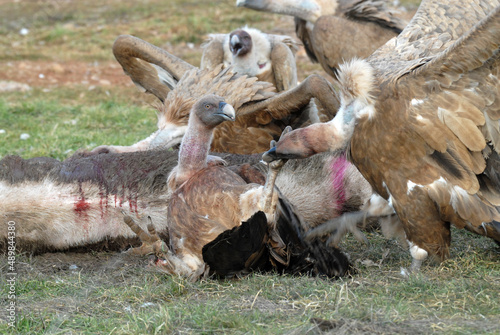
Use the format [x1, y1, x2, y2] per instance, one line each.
[343, 0, 406, 34]
[368, 0, 499, 81]
[112, 35, 195, 102]
[368, 3, 500, 232]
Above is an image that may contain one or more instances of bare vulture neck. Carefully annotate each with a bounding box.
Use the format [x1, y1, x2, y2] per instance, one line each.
[177, 115, 214, 178]
[264, 0, 337, 23]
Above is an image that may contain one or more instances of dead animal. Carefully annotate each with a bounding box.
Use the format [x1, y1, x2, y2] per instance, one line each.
[124, 95, 350, 279]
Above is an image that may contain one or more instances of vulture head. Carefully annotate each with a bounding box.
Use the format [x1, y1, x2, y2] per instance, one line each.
[236, 0, 327, 23]
[192, 94, 235, 128]
[168, 94, 236, 191]
[229, 29, 253, 57]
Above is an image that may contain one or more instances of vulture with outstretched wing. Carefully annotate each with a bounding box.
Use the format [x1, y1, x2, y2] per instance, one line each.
[264, 0, 500, 271]
[237, 0, 407, 77]
[92, 35, 339, 155]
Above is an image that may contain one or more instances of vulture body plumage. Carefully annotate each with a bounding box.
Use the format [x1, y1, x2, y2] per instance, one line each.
[127, 95, 350, 279]
[92, 35, 340, 155]
[264, 0, 500, 271]
[237, 0, 407, 77]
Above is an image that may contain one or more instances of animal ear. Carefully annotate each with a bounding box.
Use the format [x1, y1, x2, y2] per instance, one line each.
[113, 35, 195, 102]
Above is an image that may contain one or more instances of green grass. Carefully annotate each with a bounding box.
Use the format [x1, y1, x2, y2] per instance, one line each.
[1, 230, 498, 334]
[0, 87, 156, 160]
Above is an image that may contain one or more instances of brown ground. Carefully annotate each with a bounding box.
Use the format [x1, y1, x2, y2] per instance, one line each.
[0, 60, 132, 88]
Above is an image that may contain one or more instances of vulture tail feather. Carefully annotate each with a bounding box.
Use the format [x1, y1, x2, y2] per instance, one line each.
[202, 211, 269, 278]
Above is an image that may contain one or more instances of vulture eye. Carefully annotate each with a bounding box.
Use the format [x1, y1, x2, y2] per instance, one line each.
[204, 104, 210, 110]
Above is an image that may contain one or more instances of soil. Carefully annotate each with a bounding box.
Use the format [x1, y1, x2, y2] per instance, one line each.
[0, 60, 133, 91]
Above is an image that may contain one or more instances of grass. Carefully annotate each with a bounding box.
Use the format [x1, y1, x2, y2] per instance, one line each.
[1, 0, 499, 334]
[0, 87, 156, 160]
[1, 230, 498, 334]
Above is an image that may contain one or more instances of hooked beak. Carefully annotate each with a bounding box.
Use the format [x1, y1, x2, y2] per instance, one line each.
[217, 101, 236, 122]
[230, 35, 243, 56]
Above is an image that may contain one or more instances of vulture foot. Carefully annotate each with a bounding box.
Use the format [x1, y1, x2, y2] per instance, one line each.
[122, 214, 168, 258]
[400, 243, 429, 277]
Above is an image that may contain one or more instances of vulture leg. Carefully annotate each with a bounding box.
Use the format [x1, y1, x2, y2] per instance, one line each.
[123, 213, 204, 278]
[122, 214, 168, 257]
[238, 74, 340, 122]
[261, 128, 292, 213]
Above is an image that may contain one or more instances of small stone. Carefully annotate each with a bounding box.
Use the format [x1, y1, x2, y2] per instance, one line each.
[20, 133, 30, 140]
[19, 28, 29, 36]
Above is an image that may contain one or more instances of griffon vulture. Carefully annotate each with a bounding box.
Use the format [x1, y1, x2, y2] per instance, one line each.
[91, 35, 340, 155]
[124, 94, 350, 279]
[201, 26, 300, 92]
[237, 0, 407, 77]
[264, 0, 500, 272]
[201, 26, 323, 125]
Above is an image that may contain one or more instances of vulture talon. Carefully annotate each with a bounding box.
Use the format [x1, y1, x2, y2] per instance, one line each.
[122, 212, 168, 259]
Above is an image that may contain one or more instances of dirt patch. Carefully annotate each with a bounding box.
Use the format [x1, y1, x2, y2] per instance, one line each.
[0, 60, 133, 89]
[12, 250, 149, 278]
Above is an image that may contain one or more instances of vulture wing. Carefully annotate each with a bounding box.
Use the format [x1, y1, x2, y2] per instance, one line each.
[112, 35, 195, 102]
[270, 39, 299, 92]
[200, 34, 229, 70]
[349, 0, 500, 259]
[343, 0, 406, 34]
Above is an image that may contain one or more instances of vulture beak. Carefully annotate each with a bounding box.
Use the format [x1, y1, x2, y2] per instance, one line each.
[217, 101, 236, 122]
[230, 34, 243, 56]
[262, 146, 278, 163]
[149, 123, 188, 149]
[262, 146, 302, 162]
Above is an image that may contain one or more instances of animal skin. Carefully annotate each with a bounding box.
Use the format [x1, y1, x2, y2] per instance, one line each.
[264, 0, 500, 272]
[0, 147, 376, 256]
[91, 35, 340, 155]
[237, 0, 407, 77]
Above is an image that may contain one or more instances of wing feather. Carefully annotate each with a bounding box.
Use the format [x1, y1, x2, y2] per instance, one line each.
[361, 2, 500, 231]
